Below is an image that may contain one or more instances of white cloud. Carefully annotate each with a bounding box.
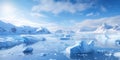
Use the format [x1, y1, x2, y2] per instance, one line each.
[30, 12, 47, 18]
[32, 0, 95, 14]
[101, 6, 107, 12]
[86, 12, 94, 16]
[86, 12, 100, 16]
[0, 17, 38, 27]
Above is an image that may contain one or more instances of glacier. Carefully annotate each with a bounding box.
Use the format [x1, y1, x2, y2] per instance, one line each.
[0, 20, 51, 35]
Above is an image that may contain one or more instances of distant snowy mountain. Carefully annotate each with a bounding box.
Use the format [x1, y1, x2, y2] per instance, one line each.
[36, 27, 51, 34]
[55, 29, 75, 37]
[94, 23, 120, 33]
[0, 20, 50, 35]
[113, 24, 120, 30]
[55, 30, 75, 34]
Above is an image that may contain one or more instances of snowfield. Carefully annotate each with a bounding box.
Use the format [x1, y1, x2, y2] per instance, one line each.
[0, 34, 120, 60]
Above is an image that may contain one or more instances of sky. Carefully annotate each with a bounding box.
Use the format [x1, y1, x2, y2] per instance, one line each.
[0, 0, 120, 31]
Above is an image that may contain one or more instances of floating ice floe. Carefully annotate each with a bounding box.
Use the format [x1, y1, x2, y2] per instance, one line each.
[0, 41, 21, 50]
[60, 34, 72, 40]
[23, 47, 33, 55]
[22, 36, 39, 45]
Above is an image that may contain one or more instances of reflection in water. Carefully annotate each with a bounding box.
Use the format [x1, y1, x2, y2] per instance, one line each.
[70, 50, 119, 60]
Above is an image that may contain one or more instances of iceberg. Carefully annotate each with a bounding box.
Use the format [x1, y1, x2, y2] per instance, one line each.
[22, 36, 39, 45]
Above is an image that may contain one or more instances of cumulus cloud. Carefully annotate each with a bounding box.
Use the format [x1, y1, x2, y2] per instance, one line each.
[32, 0, 95, 14]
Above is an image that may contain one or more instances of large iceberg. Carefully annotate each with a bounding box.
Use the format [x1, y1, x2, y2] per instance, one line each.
[65, 40, 119, 60]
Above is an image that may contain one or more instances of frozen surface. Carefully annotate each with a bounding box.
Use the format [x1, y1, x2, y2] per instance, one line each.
[0, 34, 120, 60]
[0, 34, 75, 60]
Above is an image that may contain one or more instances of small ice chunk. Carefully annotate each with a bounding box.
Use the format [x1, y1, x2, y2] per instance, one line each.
[39, 37, 46, 41]
[49, 59, 56, 60]
[23, 47, 33, 55]
[40, 53, 47, 57]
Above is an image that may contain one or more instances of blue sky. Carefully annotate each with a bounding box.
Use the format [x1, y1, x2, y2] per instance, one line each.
[0, 0, 120, 31]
